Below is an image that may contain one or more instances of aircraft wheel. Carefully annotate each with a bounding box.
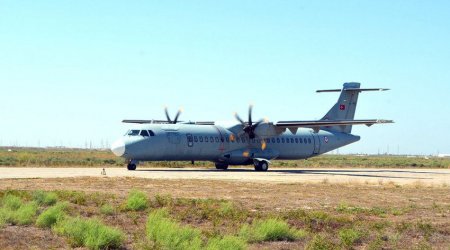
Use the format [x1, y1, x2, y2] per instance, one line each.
[260, 161, 269, 171]
[127, 163, 137, 171]
[254, 161, 269, 171]
[215, 163, 228, 170]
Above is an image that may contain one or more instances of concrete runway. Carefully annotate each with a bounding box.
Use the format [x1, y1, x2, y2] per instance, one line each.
[0, 167, 449, 185]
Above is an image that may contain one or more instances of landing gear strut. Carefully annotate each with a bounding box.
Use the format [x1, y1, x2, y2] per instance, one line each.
[254, 160, 269, 171]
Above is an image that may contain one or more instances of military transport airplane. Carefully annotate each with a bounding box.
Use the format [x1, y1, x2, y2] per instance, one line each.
[111, 82, 393, 171]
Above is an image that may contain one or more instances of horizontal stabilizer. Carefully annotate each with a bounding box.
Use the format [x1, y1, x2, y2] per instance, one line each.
[317, 88, 389, 93]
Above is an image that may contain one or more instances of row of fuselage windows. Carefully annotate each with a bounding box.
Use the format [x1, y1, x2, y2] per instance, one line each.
[127, 130, 313, 145]
[192, 135, 313, 145]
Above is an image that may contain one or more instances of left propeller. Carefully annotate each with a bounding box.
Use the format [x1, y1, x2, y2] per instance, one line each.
[234, 105, 263, 139]
[164, 107, 182, 124]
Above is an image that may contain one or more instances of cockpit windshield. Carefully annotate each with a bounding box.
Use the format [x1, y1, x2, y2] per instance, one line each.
[127, 130, 140, 136]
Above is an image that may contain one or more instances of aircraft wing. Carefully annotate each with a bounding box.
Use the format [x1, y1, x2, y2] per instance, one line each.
[275, 119, 393, 128]
[122, 120, 215, 125]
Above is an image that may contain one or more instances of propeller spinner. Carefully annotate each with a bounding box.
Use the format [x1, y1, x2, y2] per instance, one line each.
[234, 105, 263, 139]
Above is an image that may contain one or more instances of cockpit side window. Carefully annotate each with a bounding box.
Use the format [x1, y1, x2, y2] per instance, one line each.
[148, 130, 155, 136]
[127, 130, 140, 136]
[140, 130, 150, 137]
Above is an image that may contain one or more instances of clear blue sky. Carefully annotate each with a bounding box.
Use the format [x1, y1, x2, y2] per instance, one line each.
[1, 1, 449, 154]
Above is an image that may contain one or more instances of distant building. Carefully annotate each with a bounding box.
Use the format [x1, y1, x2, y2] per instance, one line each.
[437, 154, 450, 158]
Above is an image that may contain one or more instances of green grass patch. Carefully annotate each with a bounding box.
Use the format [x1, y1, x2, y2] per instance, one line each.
[53, 216, 124, 249]
[206, 235, 247, 250]
[239, 218, 305, 243]
[0, 195, 38, 225]
[146, 209, 203, 250]
[33, 190, 58, 206]
[100, 204, 115, 215]
[126, 190, 148, 211]
[339, 228, 362, 247]
[306, 234, 335, 250]
[36, 202, 67, 228]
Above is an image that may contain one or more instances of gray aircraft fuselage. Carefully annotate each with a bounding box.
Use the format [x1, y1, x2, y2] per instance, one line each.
[112, 124, 359, 165]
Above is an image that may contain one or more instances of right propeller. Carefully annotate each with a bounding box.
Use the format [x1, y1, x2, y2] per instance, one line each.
[164, 107, 182, 124]
[234, 105, 263, 139]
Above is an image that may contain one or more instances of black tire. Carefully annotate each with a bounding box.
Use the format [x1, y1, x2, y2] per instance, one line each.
[260, 161, 269, 171]
[127, 164, 137, 171]
[215, 163, 229, 170]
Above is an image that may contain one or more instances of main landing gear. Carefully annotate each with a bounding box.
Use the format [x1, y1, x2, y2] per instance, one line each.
[215, 162, 229, 170]
[254, 160, 269, 171]
[127, 160, 138, 171]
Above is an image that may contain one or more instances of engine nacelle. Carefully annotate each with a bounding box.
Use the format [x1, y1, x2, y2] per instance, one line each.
[254, 122, 285, 138]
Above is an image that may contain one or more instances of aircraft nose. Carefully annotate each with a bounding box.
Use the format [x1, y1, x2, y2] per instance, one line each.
[111, 139, 126, 157]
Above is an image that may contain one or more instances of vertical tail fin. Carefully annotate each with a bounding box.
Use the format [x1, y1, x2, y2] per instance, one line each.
[317, 82, 390, 133]
[320, 82, 361, 133]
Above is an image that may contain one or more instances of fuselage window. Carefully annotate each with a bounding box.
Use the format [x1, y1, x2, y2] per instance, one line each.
[290, 138, 294, 143]
[272, 138, 276, 143]
[210, 136, 214, 143]
[199, 136, 203, 142]
[276, 138, 280, 143]
[281, 138, 285, 143]
[242, 138, 246, 143]
[286, 137, 290, 143]
[295, 138, 299, 143]
[205, 136, 208, 142]
[194, 136, 198, 142]
[215, 137, 219, 142]
[266, 138, 270, 144]
[148, 130, 155, 136]
[225, 137, 229, 142]
[220, 137, 224, 142]
[308, 138, 312, 144]
[300, 138, 303, 143]
[236, 137, 240, 143]
[128, 130, 140, 136]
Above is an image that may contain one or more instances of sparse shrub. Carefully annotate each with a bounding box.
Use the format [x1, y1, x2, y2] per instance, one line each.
[36, 203, 67, 228]
[2, 194, 23, 210]
[239, 218, 304, 242]
[33, 190, 58, 206]
[306, 234, 335, 250]
[100, 204, 115, 215]
[12, 202, 38, 225]
[339, 228, 362, 247]
[206, 236, 247, 250]
[126, 190, 148, 211]
[154, 194, 173, 207]
[56, 190, 87, 205]
[0, 195, 38, 226]
[146, 209, 202, 250]
[53, 216, 124, 249]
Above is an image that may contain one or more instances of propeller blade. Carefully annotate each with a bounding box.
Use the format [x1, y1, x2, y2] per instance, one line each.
[173, 109, 182, 124]
[164, 107, 172, 123]
[248, 105, 253, 126]
[252, 119, 264, 128]
[234, 112, 245, 125]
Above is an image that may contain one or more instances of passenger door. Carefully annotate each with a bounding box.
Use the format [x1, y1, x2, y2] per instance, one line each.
[186, 134, 194, 147]
[312, 133, 320, 155]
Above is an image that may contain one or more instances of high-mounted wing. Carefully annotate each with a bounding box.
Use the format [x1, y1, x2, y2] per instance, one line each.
[122, 119, 168, 124]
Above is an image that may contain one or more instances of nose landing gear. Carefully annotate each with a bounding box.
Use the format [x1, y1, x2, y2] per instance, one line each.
[127, 160, 139, 171]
